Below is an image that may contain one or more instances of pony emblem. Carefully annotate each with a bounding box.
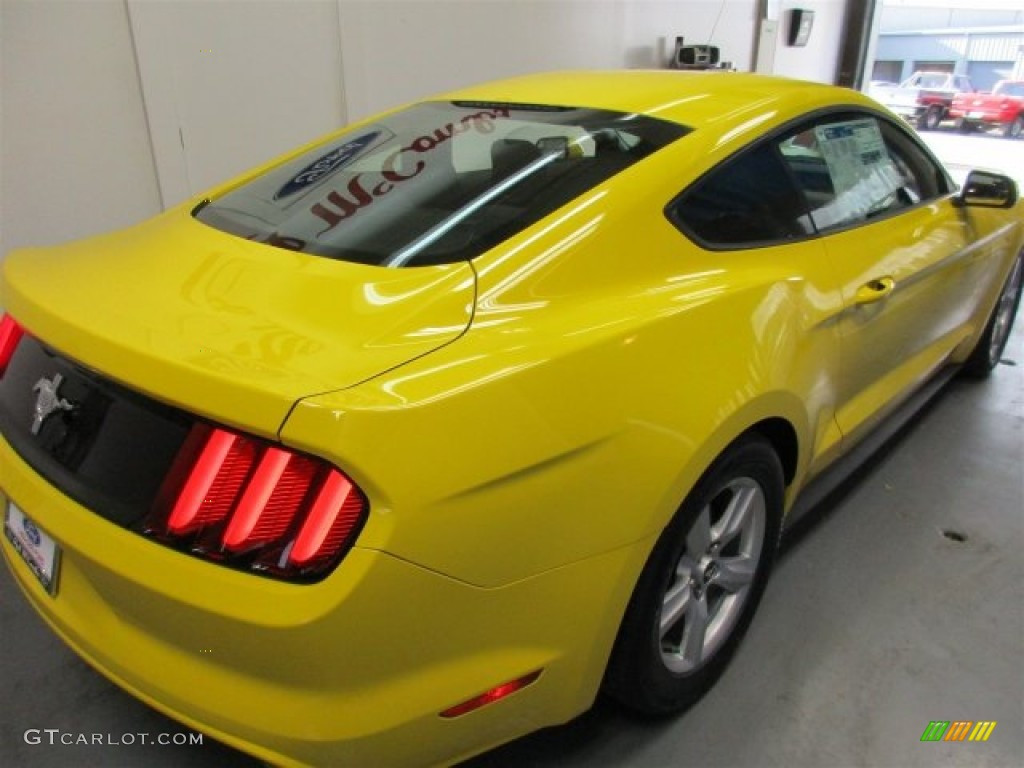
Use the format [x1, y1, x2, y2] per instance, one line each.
[31, 374, 74, 435]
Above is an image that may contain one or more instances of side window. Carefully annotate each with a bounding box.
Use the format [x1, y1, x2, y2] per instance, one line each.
[778, 114, 949, 232]
[877, 119, 951, 200]
[669, 143, 814, 247]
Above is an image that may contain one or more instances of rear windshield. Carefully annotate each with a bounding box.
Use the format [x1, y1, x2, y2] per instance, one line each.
[195, 101, 687, 267]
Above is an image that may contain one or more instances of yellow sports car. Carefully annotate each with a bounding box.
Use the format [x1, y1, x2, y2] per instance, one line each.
[1, 71, 1021, 767]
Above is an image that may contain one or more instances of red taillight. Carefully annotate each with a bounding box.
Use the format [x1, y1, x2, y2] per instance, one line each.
[0, 314, 26, 376]
[289, 470, 359, 566]
[167, 429, 253, 534]
[148, 424, 367, 581]
[223, 448, 317, 551]
[440, 670, 543, 718]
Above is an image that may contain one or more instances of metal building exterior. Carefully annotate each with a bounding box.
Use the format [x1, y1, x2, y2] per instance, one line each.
[874, 26, 1024, 90]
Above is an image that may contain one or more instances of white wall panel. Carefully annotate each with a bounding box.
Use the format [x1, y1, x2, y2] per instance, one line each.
[0, 0, 161, 256]
[338, 0, 759, 121]
[771, 1, 847, 83]
[2, 0, 855, 265]
[619, 0, 758, 71]
[127, 0, 348, 206]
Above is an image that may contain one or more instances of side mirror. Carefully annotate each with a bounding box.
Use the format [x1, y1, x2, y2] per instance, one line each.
[955, 170, 1018, 209]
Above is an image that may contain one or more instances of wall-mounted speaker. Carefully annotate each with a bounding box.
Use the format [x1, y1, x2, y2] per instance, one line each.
[788, 9, 815, 47]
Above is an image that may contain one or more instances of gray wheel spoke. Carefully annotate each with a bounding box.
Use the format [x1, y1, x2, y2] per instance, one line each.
[680, 592, 709, 663]
[659, 580, 692, 638]
[675, 554, 697, 578]
[686, 505, 712, 555]
[712, 485, 757, 546]
[712, 554, 755, 593]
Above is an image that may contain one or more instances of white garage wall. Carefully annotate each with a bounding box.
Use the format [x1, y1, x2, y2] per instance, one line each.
[127, 0, 348, 207]
[338, 0, 760, 120]
[0, 0, 161, 256]
[1, 0, 853, 262]
[771, 1, 848, 84]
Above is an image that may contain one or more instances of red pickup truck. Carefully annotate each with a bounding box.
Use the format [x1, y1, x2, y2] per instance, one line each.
[949, 80, 1024, 139]
[869, 71, 976, 130]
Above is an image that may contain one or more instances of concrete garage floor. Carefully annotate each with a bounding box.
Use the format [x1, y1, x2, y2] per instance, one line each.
[1, 135, 1022, 768]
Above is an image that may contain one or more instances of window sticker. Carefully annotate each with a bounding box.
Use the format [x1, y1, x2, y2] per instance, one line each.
[812, 118, 905, 228]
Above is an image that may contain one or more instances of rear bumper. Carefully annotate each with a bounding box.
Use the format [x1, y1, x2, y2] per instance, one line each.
[1, 437, 649, 767]
[887, 103, 928, 121]
[950, 110, 1014, 126]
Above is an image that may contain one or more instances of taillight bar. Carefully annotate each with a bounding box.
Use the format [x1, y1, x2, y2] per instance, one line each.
[167, 429, 242, 534]
[146, 423, 367, 581]
[223, 446, 298, 550]
[291, 470, 357, 565]
[0, 313, 26, 376]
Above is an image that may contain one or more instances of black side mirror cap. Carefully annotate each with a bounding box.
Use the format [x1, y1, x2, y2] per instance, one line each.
[955, 170, 1019, 209]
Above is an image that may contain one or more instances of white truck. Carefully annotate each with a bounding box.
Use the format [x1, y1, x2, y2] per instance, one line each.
[868, 72, 976, 130]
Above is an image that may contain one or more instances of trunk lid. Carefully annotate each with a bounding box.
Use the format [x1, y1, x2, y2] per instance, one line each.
[1, 210, 475, 436]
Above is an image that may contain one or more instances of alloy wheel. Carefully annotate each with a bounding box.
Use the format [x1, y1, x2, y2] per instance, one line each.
[1006, 116, 1024, 139]
[988, 258, 1023, 366]
[658, 477, 766, 674]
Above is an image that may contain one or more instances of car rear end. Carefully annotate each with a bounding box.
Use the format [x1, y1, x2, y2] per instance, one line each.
[950, 81, 1024, 135]
[0, 222, 502, 765]
[0, 94, 690, 766]
[0, 252, 636, 767]
[951, 92, 1005, 129]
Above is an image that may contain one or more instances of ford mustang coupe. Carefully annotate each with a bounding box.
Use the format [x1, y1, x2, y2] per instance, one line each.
[1, 71, 1021, 767]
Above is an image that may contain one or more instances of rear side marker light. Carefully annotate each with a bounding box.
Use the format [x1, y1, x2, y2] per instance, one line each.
[147, 424, 367, 581]
[440, 670, 543, 718]
[0, 314, 26, 376]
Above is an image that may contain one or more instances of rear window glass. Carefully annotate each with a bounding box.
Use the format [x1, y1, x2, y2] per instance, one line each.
[196, 101, 687, 267]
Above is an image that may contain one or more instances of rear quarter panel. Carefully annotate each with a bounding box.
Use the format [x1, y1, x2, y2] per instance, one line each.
[281, 137, 847, 589]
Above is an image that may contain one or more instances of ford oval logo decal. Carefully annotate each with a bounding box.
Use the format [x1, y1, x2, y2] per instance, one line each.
[274, 131, 381, 200]
[22, 517, 42, 548]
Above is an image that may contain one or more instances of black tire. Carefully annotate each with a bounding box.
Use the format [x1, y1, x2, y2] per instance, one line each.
[955, 118, 973, 134]
[963, 254, 1023, 378]
[603, 435, 783, 715]
[918, 105, 943, 131]
[1004, 115, 1024, 139]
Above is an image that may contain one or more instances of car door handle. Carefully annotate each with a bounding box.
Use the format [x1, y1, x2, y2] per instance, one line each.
[854, 277, 895, 305]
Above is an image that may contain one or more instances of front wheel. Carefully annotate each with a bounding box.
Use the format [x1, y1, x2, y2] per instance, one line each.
[1004, 115, 1024, 139]
[963, 254, 1023, 378]
[603, 435, 783, 715]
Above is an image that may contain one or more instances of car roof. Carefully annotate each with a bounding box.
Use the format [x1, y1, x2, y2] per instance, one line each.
[435, 70, 876, 130]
